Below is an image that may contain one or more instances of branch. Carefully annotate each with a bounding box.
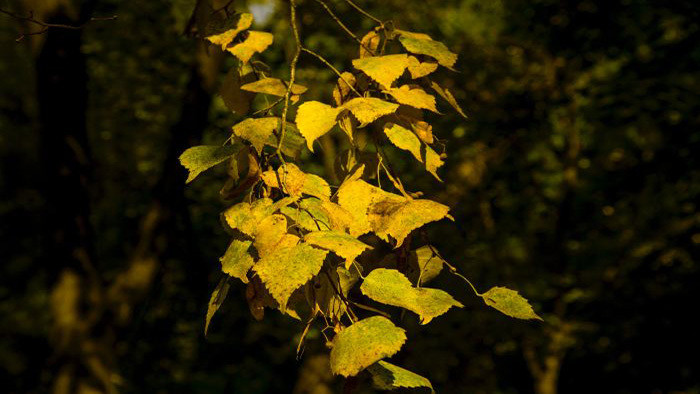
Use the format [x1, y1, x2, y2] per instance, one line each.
[277, 0, 302, 160]
[343, 0, 383, 26]
[301, 48, 362, 97]
[314, 0, 375, 56]
[0, 7, 117, 41]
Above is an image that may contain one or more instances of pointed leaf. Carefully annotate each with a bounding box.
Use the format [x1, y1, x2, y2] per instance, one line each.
[407, 246, 445, 285]
[232, 117, 279, 153]
[205, 277, 231, 336]
[220, 66, 256, 115]
[361, 268, 462, 324]
[179, 144, 241, 183]
[295, 101, 341, 151]
[406, 56, 438, 79]
[205, 13, 254, 49]
[253, 214, 289, 258]
[481, 287, 543, 321]
[241, 77, 308, 97]
[330, 316, 407, 377]
[430, 81, 467, 119]
[220, 238, 255, 283]
[261, 163, 331, 200]
[336, 179, 405, 237]
[386, 85, 439, 113]
[398, 35, 457, 68]
[304, 230, 372, 269]
[342, 97, 399, 124]
[227, 31, 273, 63]
[368, 361, 434, 392]
[368, 197, 451, 247]
[351, 54, 410, 89]
[383, 123, 444, 181]
[359, 30, 381, 58]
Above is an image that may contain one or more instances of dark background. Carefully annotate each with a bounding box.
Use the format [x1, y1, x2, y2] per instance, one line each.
[1, 0, 699, 393]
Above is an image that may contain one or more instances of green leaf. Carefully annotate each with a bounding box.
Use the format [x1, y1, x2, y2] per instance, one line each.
[304, 230, 372, 269]
[232, 117, 279, 153]
[368, 197, 451, 247]
[220, 238, 255, 283]
[352, 54, 410, 88]
[295, 101, 341, 151]
[330, 316, 407, 377]
[179, 144, 241, 183]
[398, 35, 457, 69]
[241, 77, 308, 97]
[383, 123, 444, 181]
[252, 244, 328, 309]
[361, 268, 462, 324]
[342, 97, 399, 124]
[205, 277, 231, 336]
[481, 287, 542, 321]
[368, 361, 434, 392]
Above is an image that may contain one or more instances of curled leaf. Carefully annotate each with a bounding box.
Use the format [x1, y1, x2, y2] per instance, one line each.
[430, 81, 467, 119]
[261, 163, 331, 200]
[359, 29, 381, 58]
[386, 85, 439, 113]
[406, 56, 438, 79]
[205, 13, 254, 49]
[383, 123, 444, 181]
[205, 277, 231, 336]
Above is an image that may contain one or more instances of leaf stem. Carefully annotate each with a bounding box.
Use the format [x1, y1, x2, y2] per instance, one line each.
[300, 48, 362, 97]
[343, 0, 384, 27]
[314, 0, 375, 55]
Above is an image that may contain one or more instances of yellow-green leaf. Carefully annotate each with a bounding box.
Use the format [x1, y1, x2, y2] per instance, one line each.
[342, 97, 399, 124]
[304, 230, 372, 269]
[227, 31, 273, 63]
[330, 316, 406, 377]
[336, 179, 405, 237]
[361, 268, 462, 324]
[359, 30, 381, 58]
[295, 101, 341, 151]
[407, 246, 445, 285]
[383, 123, 444, 181]
[386, 85, 439, 113]
[481, 287, 543, 321]
[406, 56, 438, 79]
[253, 244, 328, 309]
[205, 277, 230, 336]
[261, 163, 331, 200]
[219, 66, 256, 115]
[398, 35, 457, 69]
[223, 197, 294, 236]
[430, 81, 467, 119]
[205, 13, 254, 49]
[265, 122, 306, 158]
[368, 197, 451, 247]
[232, 117, 279, 153]
[332, 72, 357, 106]
[253, 214, 289, 258]
[241, 77, 308, 97]
[220, 238, 255, 283]
[179, 144, 240, 183]
[351, 54, 410, 88]
[368, 361, 434, 392]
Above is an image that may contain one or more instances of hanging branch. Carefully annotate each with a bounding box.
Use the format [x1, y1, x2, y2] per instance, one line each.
[0, 8, 117, 42]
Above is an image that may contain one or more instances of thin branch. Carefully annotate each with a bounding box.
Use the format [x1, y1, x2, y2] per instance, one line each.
[301, 48, 362, 97]
[0, 8, 117, 41]
[343, 0, 383, 26]
[313, 0, 375, 56]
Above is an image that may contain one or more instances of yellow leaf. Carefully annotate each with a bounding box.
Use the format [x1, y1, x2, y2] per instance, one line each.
[205, 277, 230, 336]
[394, 29, 433, 41]
[179, 144, 241, 183]
[359, 30, 381, 58]
[412, 120, 434, 144]
[219, 66, 256, 115]
[261, 163, 331, 200]
[361, 268, 462, 324]
[205, 13, 254, 50]
[481, 287, 543, 321]
[336, 179, 404, 237]
[227, 31, 273, 63]
[241, 77, 308, 97]
[330, 316, 406, 377]
[223, 197, 294, 236]
[232, 117, 279, 153]
[385, 85, 439, 113]
[368, 361, 434, 392]
[342, 97, 399, 124]
[265, 122, 307, 158]
[398, 34, 458, 69]
[220, 238, 255, 283]
[332, 72, 357, 106]
[351, 54, 410, 88]
[252, 244, 328, 309]
[406, 56, 438, 79]
[430, 81, 468, 119]
[253, 214, 289, 258]
[383, 123, 444, 181]
[295, 101, 341, 151]
[304, 230, 372, 269]
[368, 196, 451, 247]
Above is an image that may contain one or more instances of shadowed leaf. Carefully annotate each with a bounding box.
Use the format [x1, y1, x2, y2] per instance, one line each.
[368, 361, 434, 392]
[179, 144, 241, 183]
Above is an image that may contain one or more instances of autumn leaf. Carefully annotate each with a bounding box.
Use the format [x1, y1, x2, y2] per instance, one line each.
[295, 101, 341, 151]
[332, 72, 357, 106]
[220, 238, 255, 283]
[227, 31, 274, 63]
[252, 214, 290, 259]
[223, 198, 294, 236]
[231, 117, 279, 153]
[430, 81, 468, 119]
[253, 244, 328, 310]
[368, 196, 451, 247]
[407, 245, 446, 285]
[205, 277, 230, 336]
[241, 77, 308, 97]
[386, 85, 439, 113]
[179, 144, 241, 183]
[329, 316, 406, 377]
[261, 163, 331, 200]
[336, 179, 405, 237]
[205, 12, 254, 49]
[351, 54, 410, 89]
[342, 97, 399, 124]
[304, 230, 372, 269]
[398, 34, 458, 69]
[359, 29, 381, 58]
[383, 123, 444, 181]
[361, 268, 462, 324]
[265, 122, 307, 158]
[406, 56, 438, 79]
[368, 361, 434, 392]
[219, 66, 256, 115]
[481, 287, 543, 321]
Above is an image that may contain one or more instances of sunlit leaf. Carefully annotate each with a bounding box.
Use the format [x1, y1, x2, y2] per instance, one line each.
[368, 196, 451, 247]
[220, 238, 255, 283]
[241, 77, 308, 97]
[304, 230, 372, 269]
[406, 56, 438, 79]
[342, 97, 399, 124]
[398, 34, 457, 69]
[481, 287, 543, 321]
[330, 316, 406, 377]
[227, 31, 274, 63]
[368, 361, 434, 392]
[253, 244, 328, 309]
[359, 29, 381, 58]
[223, 198, 294, 236]
[386, 85, 439, 113]
[253, 214, 289, 258]
[205, 277, 230, 336]
[295, 101, 341, 151]
[205, 13, 254, 49]
[383, 123, 444, 181]
[336, 179, 405, 237]
[411, 120, 434, 144]
[351, 54, 410, 89]
[361, 268, 462, 324]
[261, 163, 331, 200]
[430, 81, 467, 119]
[232, 117, 279, 153]
[179, 144, 241, 183]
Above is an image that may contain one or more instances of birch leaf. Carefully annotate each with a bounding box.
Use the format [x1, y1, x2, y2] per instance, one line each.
[351, 54, 410, 89]
[261, 163, 331, 200]
[481, 287, 543, 321]
[179, 144, 241, 183]
[223, 197, 294, 236]
[407, 246, 445, 285]
[359, 30, 381, 58]
[330, 316, 407, 377]
[220, 238, 255, 283]
[386, 85, 439, 113]
[398, 35, 457, 69]
[228, 31, 274, 63]
[232, 117, 279, 153]
[332, 72, 357, 106]
[304, 230, 372, 269]
[361, 268, 462, 324]
[205, 277, 230, 336]
[337, 179, 405, 237]
[205, 13, 254, 49]
[253, 214, 289, 258]
[253, 244, 328, 309]
[430, 81, 468, 119]
[383, 123, 444, 181]
[407, 56, 438, 79]
[368, 197, 451, 247]
[295, 101, 341, 151]
[241, 77, 308, 97]
[342, 97, 399, 124]
[368, 361, 434, 392]
[265, 122, 306, 158]
[412, 121, 434, 144]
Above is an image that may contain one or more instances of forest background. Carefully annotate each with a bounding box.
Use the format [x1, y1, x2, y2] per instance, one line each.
[1, 0, 698, 393]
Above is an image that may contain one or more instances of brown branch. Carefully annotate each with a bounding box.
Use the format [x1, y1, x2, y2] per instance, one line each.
[301, 48, 362, 97]
[313, 0, 375, 56]
[343, 0, 383, 26]
[0, 7, 117, 41]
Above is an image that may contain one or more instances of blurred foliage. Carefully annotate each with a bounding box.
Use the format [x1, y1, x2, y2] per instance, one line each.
[1, 0, 699, 393]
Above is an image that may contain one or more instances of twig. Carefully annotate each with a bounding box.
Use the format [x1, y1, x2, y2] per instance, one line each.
[313, 0, 375, 56]
[343, 0, 383, 26]
[301, 48, 362, 97]
[0, 8, 117, 41]
[426, 244, 482, 297]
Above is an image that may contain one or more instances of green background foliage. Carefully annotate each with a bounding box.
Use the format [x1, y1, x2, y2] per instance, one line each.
[1, 0, 698, 393]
